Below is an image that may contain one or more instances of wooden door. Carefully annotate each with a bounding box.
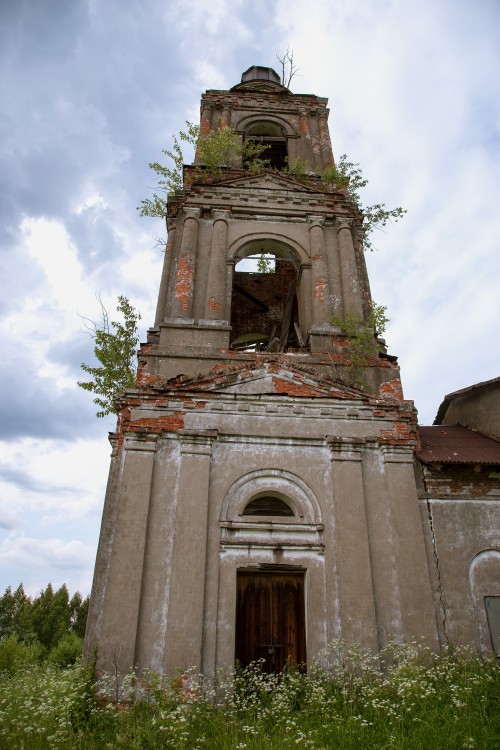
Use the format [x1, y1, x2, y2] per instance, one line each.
[235, 570, 306, 672]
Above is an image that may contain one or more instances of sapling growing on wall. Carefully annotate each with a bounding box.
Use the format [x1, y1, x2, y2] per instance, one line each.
[331, 301, 389, 384]
[321, 155, 406, 250]
[138, 122, 269, 219]
[78, 295, 140, 417]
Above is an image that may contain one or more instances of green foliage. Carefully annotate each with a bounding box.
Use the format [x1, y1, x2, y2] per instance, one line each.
[138, 122, 270, 218]
[0, 584, 30, 640]
[283, 155, 311, 177]
[0, 635, 42, 675]
[321, 154, 406, 250]
[333, 302, 388, 362]
[331, 302, 389, 385]
[257, 254, 275, 273]
[0, 643, 499, 748]
[0, 583, 89, 671]
[78, 295, 140, 418]
[48, 633, 84, 669]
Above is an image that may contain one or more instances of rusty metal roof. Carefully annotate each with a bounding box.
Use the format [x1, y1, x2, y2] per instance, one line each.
[418, 425, 500, 465]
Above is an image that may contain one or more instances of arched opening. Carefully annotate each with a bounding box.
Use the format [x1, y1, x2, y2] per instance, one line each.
[230, 239, 306, 352]
[244, 120, 288, 170]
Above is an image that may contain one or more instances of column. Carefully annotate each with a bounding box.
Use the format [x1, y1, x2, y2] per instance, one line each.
[154, 220, 176, 327]
[336, 217, 364, 318]
[329, 437, 378, 652]
[163, 430, 217, 676]
[203, 209, 230, 321]
[219, 106, 231, 130]
[308, 216, 331, 328]
[196, 102, 213, 162]
[224, 258, 235, 325]
[170, 207, 200, 320]
[318, 109, 334, 168]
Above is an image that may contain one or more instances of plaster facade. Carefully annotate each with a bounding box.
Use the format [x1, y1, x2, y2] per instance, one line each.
[84, 68, 500, 678]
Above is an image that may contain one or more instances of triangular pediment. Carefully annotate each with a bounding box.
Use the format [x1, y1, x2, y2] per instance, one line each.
[162, 361, 369, 401]
[205, 171, 324, 194]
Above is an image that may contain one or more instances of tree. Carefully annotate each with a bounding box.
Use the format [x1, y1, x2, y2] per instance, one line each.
[321, 155, 406, 251]
[276, 48, 300, 88]
[137, 122, 269, 219]
[78, 295, 140, 418]
[0, 584, 29, 640]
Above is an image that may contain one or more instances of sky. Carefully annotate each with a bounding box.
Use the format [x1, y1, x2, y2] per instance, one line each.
[0, 0, 499, 597]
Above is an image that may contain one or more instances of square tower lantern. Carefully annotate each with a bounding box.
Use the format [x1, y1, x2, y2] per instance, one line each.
[84, 67, 440, 678]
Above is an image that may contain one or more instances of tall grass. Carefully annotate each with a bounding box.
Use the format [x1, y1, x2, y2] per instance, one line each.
[0, 641, 499, 749]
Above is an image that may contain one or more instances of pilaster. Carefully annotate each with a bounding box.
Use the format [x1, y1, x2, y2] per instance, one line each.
[336, 217, 364, 319]
[203, 209, 230, 321]
[154, 221, 176, 327]
[170, 207, 200, 319]
[328, 437, 378, 652]
[163, 429, 218, 675]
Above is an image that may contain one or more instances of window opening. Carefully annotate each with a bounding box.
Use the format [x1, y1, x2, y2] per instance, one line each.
[485, 596, 500, 656]
[243, 496, 294, 516]
[244, 121, 288, 170]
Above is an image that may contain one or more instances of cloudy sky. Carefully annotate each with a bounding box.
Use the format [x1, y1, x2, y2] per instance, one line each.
[1, 0, 499, 597]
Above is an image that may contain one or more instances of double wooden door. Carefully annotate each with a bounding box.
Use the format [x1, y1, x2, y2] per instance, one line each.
[235, 570, 306, 672]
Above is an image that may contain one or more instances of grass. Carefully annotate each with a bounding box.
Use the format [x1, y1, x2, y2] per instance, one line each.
[0, 641, 499, 749]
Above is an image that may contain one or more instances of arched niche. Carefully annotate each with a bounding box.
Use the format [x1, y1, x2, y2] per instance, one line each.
[228, 236, 309, 352]
[469, 549, 500, 655]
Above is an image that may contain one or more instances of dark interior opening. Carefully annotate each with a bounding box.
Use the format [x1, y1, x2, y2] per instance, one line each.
[243, 496, 294, 516]
[244, 121, 288, 170]
[230, 258, 303, 352]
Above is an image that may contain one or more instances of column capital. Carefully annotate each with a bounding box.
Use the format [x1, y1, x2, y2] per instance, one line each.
[327, 436, 364, 460]
[308, 214, 325, 229]
[212, 208, 230, 222]
[183, 206, 201, 222]
[178, 428, 218, 456]
[335, 216, 354, 232]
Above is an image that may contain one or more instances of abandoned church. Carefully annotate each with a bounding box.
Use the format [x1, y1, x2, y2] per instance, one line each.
[84, 66, 500, 677]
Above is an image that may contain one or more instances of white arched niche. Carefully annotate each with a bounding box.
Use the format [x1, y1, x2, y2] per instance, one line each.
[469, 549, 500, 655]
[219, 469, 324, 552]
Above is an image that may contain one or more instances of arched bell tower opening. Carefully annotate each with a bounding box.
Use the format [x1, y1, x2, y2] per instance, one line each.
[230, 239, 306, 352]
[244, 121, 288, 170]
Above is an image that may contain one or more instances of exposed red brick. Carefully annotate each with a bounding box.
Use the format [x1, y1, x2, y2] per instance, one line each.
[126, 413, 185, 433]
[421, 464, 500, 499]
[314, 278, 327, 303]
[272, 377, 327, 398]
[175, 253, 195, 311]
[135, 370, 163, 386]
[379, 379, 404, 401]
[208, 296, 223, 313]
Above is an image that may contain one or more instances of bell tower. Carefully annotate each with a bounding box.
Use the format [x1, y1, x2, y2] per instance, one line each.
[85, 67, 439, 678]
